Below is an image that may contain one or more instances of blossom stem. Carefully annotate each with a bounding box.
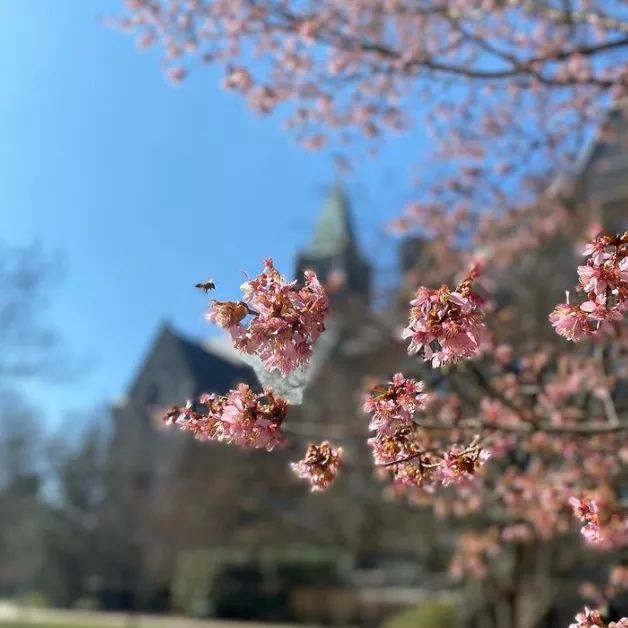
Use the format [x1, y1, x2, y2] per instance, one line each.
[594, 343, 620, 427]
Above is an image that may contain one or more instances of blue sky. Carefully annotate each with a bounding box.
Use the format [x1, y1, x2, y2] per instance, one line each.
[0, 1, 423, 427]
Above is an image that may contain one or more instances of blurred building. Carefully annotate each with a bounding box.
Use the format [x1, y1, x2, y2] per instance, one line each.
[575, 99, 628, 231]
[109, 321, 255, 480]
[294, 183, 371, 307]
[99, 183, 450, 617]
[100, 113, 628, 616]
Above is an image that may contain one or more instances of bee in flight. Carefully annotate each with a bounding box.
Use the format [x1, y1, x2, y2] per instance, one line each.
[195, 278, 216, 293]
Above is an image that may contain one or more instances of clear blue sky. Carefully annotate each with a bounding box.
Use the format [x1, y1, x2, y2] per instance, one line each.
[0, 1, 424, 427]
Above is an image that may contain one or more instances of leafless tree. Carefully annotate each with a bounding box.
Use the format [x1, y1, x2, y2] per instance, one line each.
[0, 240, 63, 381]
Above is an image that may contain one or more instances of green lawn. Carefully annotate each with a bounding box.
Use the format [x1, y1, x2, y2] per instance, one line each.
[1, 625, 100, 628]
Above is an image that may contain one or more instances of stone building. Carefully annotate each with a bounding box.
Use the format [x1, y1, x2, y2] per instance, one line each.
[98, 183, 446, 612]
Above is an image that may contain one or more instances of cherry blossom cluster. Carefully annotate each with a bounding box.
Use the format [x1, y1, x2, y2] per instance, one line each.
[402, 267, 487, 367]
[449, 529, 501, 580]
[570, 497, 603, 543]
[290, 441, 343, 492]
[110, 0, 628, 288]
[163, 383, 288, 450]
[362, 372, 426, 436]
[551, 231, 628, 341]
[207, 258, 328, 375]
[157, 241, 628, 628]
[570, 607, 628, 628]
[438, 445, 492, 487]
[374, 335, 628, 596]
[106, 1, 628, 620]
[364, 375, 491, 490]
[570, 495, 628, 549]
[371, 432, 456, 490]
[493, 465, 576, 541]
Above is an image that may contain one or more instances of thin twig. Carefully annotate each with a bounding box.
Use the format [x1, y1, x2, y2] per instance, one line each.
[594, 343, 620, 427]
[467, 362, 536, 424]
[415, 417, 628, 435]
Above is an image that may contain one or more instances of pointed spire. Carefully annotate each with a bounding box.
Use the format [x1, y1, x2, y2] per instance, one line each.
[295, 181, 371, 306]
[158, 318, 175, 338]
[305, 182, 358, 259]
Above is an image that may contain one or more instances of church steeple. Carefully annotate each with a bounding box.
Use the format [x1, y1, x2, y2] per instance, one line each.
[295, 183, 370, 305]
[305, 183, 358, 259]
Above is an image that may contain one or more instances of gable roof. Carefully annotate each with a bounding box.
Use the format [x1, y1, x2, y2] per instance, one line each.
[122, 322, 254, 403]
[175, 330, 255, 395]
[549, 97, 628, 200]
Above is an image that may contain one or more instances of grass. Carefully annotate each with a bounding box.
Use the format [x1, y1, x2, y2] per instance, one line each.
[1, 625, 104, 628]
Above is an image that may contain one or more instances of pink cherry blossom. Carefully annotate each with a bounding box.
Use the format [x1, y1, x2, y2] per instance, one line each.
[570, 607, 628, 628]
[403, 268, 486, 367]
[165, 66, 186, 85]
[368, 427, 421, 467]
[291, 441, 343, 491]
[363, 373, 426, 436]
[553, 232, 628, 340]
[438, 447, 491, 487]
[111, 0, 628, 289]
[569, 494, 628, 549]
[207, 259, 328, 375]
[102, 1, 628, 599]
[163, 384, 288, 451]
[550, 303, 597, 341]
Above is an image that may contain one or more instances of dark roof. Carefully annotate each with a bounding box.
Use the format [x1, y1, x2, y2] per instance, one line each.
[123, 322, 256, 403]
[174, 330, 255, 395]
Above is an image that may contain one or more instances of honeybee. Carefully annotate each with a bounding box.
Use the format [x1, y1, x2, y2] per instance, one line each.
[195, 278, 216, 293]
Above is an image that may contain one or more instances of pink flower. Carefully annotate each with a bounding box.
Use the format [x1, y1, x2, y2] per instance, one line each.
[371, 432, 490, 491]
[580, 299, 622, 323]
[363, 373, 426, 436]
[206, 259, 328, 376]
[162, 384, 288, 451]
[569, 496, 606, 544]
[206, 300, 248, 331]
[165, 66, 187, 85]
[502, 523, 533, 543]
[479, 398, 520, 430]
[553, 232, 628, 339]
[578, 262, 624, 298]
[291, 441, 343, 491]
[494, 343, 513, 365]
[569, 496, 598, 519]
[549, 303, 595, 341]
[403, 272, 486, 367]
[222, 66, 253, 92]
[368, 428, 419, 466]
[581, 523, 602, 544]
[438, 447, 491, 487]
[136, 30, 156, 50]
[570, 607, 607, 628]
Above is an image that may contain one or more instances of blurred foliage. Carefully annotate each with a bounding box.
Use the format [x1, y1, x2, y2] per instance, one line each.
[22, 592, 50, 608]
[289, 586, 360, 625]
[171, 546, 348, 621]
[382, 599, 459, 628]
[170, 550, 216, 617]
